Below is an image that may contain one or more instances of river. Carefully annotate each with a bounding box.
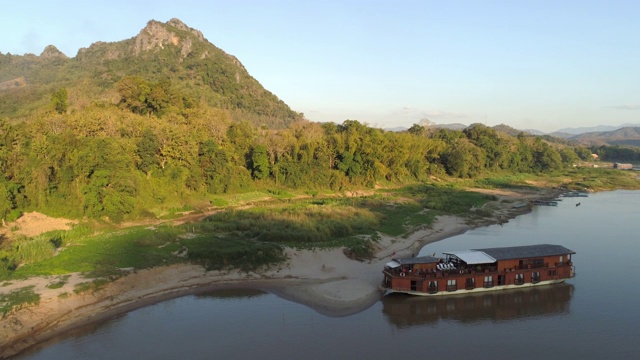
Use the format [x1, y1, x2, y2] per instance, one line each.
[16, 190, 640, 359]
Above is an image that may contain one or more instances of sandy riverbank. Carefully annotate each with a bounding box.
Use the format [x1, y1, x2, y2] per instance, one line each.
[0, 187, 559, 357]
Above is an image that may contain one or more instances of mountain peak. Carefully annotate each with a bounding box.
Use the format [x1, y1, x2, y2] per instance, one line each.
[166, 18, 204, 41]
[132, 18, 207, 59]
[2, 18, 301, 128]
[40, 45, 67, 60]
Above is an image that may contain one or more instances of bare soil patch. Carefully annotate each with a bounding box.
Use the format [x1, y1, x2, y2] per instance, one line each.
[0, 212, 78, 240]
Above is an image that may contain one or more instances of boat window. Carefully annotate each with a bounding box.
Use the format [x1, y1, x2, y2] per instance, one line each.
[465, 277, 475, 289]
[532, 271, 540, 283]
[515, 273, 524, 285]
[447, 279, 457, 291]
[428, 281, 438, 293]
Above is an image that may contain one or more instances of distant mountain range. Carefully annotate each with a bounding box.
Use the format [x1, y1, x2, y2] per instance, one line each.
[387, 122, 640, 147]
[565, 127, 640, 147]
[553, 123, 640, 136]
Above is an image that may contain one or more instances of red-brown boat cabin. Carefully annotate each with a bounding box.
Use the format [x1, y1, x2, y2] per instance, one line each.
[382, 244, 575, 296]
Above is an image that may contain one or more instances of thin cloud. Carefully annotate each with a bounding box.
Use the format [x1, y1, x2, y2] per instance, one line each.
[20, 30, 41, 55]
[422, 111, 469, 120]
[610, 105, 640, 110]
[392, 107, 470, 120]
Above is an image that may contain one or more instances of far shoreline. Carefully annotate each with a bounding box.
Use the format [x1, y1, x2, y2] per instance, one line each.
[0, 187, 559, 358]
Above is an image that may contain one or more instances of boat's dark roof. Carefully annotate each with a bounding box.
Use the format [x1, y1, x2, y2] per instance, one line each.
[396, 256, 439, 265]
[472, 244, 575, 261]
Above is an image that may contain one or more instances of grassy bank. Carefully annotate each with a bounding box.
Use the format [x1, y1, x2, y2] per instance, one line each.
[1, 167, 638, 283]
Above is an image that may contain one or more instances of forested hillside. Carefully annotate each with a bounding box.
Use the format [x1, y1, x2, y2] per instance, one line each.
[0, 18, 301, 127]
[569, 127, 640, 147]
[0, 19, 596, 223]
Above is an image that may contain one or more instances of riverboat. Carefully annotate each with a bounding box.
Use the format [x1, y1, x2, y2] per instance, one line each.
[382, 244, 575, 296]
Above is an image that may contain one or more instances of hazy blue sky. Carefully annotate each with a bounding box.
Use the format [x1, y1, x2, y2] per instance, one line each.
[2, 0, 639, 132]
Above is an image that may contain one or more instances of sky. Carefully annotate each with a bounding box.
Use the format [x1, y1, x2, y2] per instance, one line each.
[2, 0, 639, 133]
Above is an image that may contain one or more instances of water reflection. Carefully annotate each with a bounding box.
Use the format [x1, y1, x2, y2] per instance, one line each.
[195, 288, 268, 300]
[382, 283, 573, 328]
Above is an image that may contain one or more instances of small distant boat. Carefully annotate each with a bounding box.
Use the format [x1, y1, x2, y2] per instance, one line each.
[532, 200, 558, 206]
[561, 192, 589, 198]
[382, 244, 575, 296]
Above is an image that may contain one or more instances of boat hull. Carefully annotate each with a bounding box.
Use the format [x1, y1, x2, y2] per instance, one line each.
[385, 278, 569, 297]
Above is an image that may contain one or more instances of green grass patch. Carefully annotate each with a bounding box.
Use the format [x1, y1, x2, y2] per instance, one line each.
[267, 189, 295, 199]
[209, 198, 229, 207]
[474, 174, 541, 189]
[46, 281, 65, 289]
[5, 225, 184, 280]
[365, 199, 438, 236]
[1, 285, 40, 317]
[563, 168, 640, 190]
[200, 202, 380, 244]
[181, 235, 286, 271]
[215, 191, 273, 206]
[6, 235, 59, 266]
[343, 238, 376, 261]
[73, 278, 110, 295]
[393, 184, 497, 215]
[46, 274, 71, 289]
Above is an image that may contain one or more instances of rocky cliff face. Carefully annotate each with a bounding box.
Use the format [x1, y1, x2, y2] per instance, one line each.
[40, 45, 68, 60]
[74, 18, 236, 66]
[129, 18, 246, 70]
[132, 18, 216, 62]
[167, 18, 204, 41]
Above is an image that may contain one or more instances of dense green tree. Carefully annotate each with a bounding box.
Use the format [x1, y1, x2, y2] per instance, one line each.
[50, 88, 68, 114]
[117, 76, 151, 115]
[336, 151, 363, 178]
[594, 145, 640, 162]
[574, 147, 593, 161]
[250, 144, 270, 180]
[432, 128, 465, 144]
[533, 141, 563, 171]
[464, 124, 509, 170]
[226, 121, 256, 166]
[407, 123, 427, 136]
[0, 181, 16, 222]
[507, 139, 535, 172]
[116, 77, 187, 117]
[136, 129, 161, 174]
[198, 140, 231, 193]
[559, 148, 580, 165]
[442, 138, 486, 178]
